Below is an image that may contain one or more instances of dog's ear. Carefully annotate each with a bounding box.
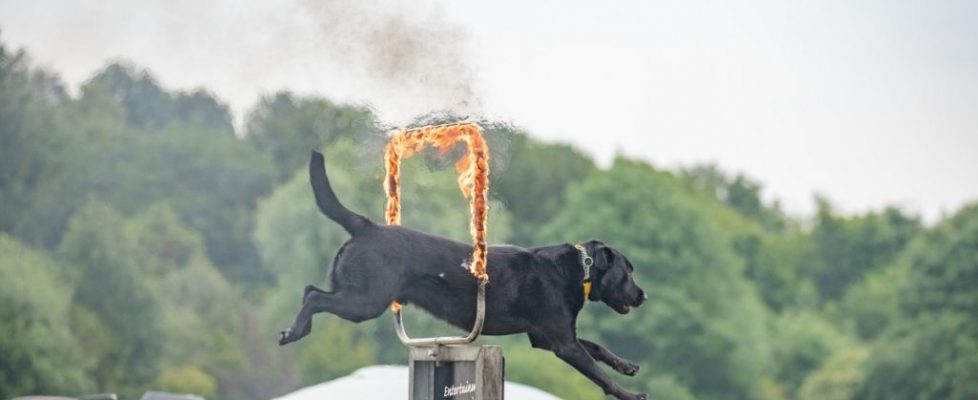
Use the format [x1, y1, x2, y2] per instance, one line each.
[583, 240, 624, 299]
[583, 239, 615, 271]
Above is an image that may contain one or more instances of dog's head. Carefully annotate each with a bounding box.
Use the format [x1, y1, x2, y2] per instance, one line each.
[583, 240, 647, 314]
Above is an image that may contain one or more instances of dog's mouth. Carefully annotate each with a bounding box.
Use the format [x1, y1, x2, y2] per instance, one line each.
[614, 304, 632, 314]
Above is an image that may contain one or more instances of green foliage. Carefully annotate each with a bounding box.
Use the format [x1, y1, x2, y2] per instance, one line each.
[490, 129, 596, 244]
[90, 63, 176, 131]
[124, 204, 251, 398]
[245, 92, 384, 181]
[770, 311, 853, 396]
[100, 127, 276, 285]
[804, 199, 921, 302]
[859, 203, 978, 400]
[0, 234, 93, 398]
[126, 204, 208, 276]
[836, 262, 907, 340]
[57, 200, 164, 399]
[90, 63, 234, 134]
[680, 164, 787, 232]
[797, 346, 868, 400]
[739, 232, 813, 311]
[900, 203, 978, 318]
[860, 312, 978, 400]
[0, 40, 70, 245]
[3, 57, 277, 285]
[156, 365, 218, 400]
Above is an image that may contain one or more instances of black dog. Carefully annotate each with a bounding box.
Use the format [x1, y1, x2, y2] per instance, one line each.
[279, 151, 648, 400]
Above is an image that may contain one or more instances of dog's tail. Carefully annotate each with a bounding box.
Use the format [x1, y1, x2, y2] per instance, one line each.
[309, 151, 374, 235]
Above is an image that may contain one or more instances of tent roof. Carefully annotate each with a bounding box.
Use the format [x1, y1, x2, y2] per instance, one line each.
[272, 365, 560, 400]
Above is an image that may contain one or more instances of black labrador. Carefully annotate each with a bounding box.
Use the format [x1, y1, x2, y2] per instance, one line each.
[279, 151, 648, 400]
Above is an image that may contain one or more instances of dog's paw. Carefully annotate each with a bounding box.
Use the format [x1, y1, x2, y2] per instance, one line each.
[635, 393, 647, 400]
[278, 328, 293, 346]
[616, 361, 640, 376]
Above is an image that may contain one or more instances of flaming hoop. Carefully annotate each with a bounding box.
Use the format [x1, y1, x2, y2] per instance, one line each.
[383, 122, 490, 281]
[384, 122, 490, 346]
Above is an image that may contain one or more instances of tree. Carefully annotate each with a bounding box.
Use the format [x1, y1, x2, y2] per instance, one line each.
[805, 199, 921, 302]
[769, 311, 853, 396]
[0, 37, 70, 243]
[900, 203, 978, 319]
[680, 164, 787, 232]
[0, 234, 93, 398]
[737, 232, 814, 311]
[859, 203, 978, 400]
[156, 365, 218, 400]
[860, 313, 978, 400]
[837, 261, 907, 340]
[88, 63, 234, 135]
[245, 92, 384, 181]
[125, 204, 248, 399]
[97, 128, 276, 285]
[172, 90, 235, 134]
[796, 346, 868, 400]
[58, 200, 164, 399]
[490, 129, 596, 244]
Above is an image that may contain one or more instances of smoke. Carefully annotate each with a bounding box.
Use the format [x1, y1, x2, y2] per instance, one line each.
[302, 0, 482, 123]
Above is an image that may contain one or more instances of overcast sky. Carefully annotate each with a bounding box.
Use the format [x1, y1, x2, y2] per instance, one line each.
[1, 0, 975, 222]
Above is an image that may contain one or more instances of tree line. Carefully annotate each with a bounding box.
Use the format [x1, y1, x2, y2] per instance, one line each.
[1, 35, 976, 400]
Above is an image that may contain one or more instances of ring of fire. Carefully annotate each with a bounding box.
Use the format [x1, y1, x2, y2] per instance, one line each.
[383, 122, 491, 290]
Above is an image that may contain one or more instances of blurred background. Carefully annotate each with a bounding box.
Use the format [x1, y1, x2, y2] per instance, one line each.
[1, 1, 976, 399]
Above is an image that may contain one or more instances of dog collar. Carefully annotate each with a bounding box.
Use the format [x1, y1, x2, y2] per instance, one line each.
[574, 243, 593, 300]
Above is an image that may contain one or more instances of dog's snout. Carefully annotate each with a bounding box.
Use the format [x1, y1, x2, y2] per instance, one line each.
[633, 290, 647, 307]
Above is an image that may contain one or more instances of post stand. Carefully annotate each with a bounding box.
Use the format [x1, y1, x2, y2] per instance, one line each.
[396, 281, 503, 399]
[408, 345, 504, 400]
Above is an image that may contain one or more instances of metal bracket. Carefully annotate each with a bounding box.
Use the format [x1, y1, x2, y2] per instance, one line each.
[393, 280, 487, 346]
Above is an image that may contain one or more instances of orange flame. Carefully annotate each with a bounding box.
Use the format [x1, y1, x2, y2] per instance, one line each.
[383, 122, 490, 282]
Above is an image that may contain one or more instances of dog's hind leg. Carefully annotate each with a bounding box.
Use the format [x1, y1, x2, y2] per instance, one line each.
[580, 338, 640, 376]
[278, 285, 389, 346]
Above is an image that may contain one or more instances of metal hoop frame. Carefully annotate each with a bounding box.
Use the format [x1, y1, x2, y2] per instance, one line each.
[393, 280, 486, 346]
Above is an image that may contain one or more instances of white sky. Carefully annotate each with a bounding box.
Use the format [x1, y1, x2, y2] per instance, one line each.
[1, 0, 976, 222]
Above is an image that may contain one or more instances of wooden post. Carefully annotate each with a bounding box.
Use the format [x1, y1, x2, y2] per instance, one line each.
[409, 345, 504, 400]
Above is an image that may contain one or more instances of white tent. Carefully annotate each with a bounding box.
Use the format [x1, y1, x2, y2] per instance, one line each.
[272, 365, 561, 400]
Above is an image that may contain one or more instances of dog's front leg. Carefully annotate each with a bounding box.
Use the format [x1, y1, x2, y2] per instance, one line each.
[550, 339, 647, 400]
[580, 338, 640, 376]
